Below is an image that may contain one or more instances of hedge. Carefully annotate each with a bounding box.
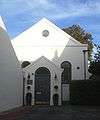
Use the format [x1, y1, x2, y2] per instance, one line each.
[70, 79, 100, 105]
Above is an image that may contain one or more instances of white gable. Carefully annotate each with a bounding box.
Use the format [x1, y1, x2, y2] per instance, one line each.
[24, 56, 60, 71]
[12, 18, 84, 61]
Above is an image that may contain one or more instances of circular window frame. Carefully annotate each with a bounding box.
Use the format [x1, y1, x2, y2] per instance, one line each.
[42, 30, 49, 37]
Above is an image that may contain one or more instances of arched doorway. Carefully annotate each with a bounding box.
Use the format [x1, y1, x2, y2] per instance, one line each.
[35, 67, 50, 105]
[61, 61, 71, 103]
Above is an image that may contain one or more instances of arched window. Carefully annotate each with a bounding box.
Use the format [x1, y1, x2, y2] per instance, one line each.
[61, 61, 71, 84]
[21, 61, 31, 68]
[35, 67, 50, 76]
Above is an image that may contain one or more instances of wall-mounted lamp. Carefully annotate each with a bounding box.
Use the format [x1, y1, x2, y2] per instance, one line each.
[27, 73, 30, 79]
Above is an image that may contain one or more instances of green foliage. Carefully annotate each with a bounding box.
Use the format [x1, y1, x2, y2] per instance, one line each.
[63, 25, 93, 61]
[89, 61, 100, 75]
[88, 45, 100, 79]
[94, 44, 100, 62]
[88, 61, 100, 80]
[21, 61, 31, 68]
[70, 80, 100, 105]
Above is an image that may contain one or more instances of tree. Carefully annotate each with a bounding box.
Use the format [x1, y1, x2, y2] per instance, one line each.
[89, 61, 100, 75]
[88, 45, 100, 80]
[94, 44, 100, 62]
[88, 61, 100, 80]
[63, 25, 93, 61]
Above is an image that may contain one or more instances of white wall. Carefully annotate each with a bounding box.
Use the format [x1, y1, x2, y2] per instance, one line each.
[0, 27, 23, 112]
[12, 18, 89, 80]
[12, 18, 79, 62]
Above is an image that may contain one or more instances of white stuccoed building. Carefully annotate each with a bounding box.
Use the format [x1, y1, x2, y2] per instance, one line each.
[0, 16, 23, 112]
[12, 18, 89, 106]
[0, 16, 89, 109]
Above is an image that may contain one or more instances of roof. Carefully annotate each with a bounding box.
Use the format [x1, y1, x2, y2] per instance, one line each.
[23, 56, 61, 72]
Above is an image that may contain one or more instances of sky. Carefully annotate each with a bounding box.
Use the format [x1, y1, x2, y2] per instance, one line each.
[0, 0, 100, 45]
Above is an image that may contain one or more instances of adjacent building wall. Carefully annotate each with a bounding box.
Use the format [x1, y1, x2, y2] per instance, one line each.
[0, 26, 23, 112]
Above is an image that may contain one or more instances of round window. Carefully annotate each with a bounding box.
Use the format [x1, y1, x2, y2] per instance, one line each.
[42, 30, 49, 37]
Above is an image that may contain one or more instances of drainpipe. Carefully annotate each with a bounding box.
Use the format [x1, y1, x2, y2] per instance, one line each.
[82, 50, 89, 80]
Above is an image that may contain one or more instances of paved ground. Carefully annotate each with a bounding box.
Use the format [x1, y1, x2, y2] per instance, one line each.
[0, 105, 100, 120]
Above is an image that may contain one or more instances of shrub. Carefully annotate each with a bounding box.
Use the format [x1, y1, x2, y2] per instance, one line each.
[89, 61, 100, 76]
[70, 80, 100, 105]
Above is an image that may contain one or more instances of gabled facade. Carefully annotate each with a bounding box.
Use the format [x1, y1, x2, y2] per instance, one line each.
[12, 18, 86, 62]
[24, 56, 62, 105]
[11, 18, 89, 105]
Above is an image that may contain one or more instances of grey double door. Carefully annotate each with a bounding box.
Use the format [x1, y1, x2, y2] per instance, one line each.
[35, 67, 50, 105]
